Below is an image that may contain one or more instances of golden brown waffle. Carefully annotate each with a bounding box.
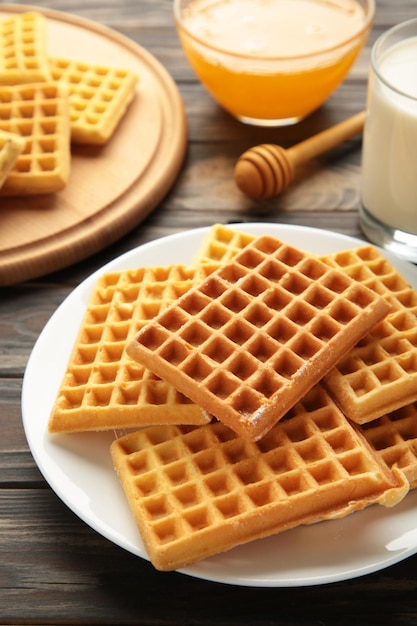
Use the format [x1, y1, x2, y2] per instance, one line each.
[110, 384, 408, 571]
[48, 264, 221, 434]
[127, 235, 391, 441]
[0, 82, 70, 195]
[0, 129, 25, 189]
[193, 223, 256, 265]
[321, 246, 417, 423]
[0, 13, 51, 85]
[49, 57, 138, 145]
[195, 226, 417, 425]
[360, 402, 417, 489]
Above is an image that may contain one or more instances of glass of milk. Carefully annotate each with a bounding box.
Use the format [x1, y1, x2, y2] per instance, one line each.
[360, 19, 417, 262]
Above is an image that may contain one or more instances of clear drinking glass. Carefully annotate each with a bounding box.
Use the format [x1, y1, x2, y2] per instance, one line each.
[360, 19, 417, 262]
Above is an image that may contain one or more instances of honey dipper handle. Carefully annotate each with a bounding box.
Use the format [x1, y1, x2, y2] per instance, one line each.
[286, 110, 366, 165]
[234, 111, 366, 200]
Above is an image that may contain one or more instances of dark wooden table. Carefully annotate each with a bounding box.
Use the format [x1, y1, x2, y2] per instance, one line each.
[2, 1, 417, 624]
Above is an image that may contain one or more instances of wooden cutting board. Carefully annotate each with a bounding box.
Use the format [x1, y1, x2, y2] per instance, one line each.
[0, 4, 187, 286]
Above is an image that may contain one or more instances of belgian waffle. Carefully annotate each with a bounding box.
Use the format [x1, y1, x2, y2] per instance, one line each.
[195, 226, 417, 425]
[321, 246, 417, 423]
[193, 223, 256, 265]
[0, 82, 70, 195]
[127, 235, 391, 441]
[110, 384, 408, 571]
[0, 129, 25, 189]
[360, 402, 417, 489]
[49, 57, 138, 144]
[0, 12, 51, 85]
[48, 264, 221, 434]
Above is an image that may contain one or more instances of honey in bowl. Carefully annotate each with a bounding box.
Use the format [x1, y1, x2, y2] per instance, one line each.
[174, 0, 375, 126]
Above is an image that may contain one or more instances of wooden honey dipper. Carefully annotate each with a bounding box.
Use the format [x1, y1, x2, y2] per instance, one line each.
[234, 110, 366, 200]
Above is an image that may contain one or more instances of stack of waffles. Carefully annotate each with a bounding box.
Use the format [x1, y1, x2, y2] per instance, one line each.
[0, 11, 137, 194]
[48, 224, 417, 570]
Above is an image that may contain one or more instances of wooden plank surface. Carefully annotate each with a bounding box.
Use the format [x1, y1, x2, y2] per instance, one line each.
[1, 0, 417, 624]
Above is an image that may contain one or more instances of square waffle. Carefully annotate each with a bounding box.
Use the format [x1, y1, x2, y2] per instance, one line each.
[0, 12, 51, 85]
[49, 57, 138, 145]
[193, 223, 256, 265]
[0, 82, 70, 195]
[321, 246, 417, 423]
[360, 402, 417, 489]
[127, 235, 391, 441]
[110, 384, 408, 571]
[0, 129, 25, 189]
[195, 226, 417, 425]
[48, 264, 221, 434]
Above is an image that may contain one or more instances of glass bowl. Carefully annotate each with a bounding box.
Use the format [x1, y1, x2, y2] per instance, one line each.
[174, 0, 375, 126]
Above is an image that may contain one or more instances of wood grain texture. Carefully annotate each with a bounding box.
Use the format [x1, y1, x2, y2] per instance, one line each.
[1, 0, 417, 623]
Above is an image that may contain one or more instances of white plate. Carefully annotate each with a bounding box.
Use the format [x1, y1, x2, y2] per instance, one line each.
[22, 223, 417, 587]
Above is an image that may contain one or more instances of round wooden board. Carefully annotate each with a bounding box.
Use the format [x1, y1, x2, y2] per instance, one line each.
[0, 4, 187, 286]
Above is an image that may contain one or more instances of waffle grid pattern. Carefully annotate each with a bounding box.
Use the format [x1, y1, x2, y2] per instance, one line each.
[111, 385, 408, 571]
[0, 82, 70, 194]
[322, 246, 417, 423]
[193, 226, 417, 425]
[48, 264, 220, 433]
[361, 403, 417, 488]
[49, 57, 138, 144]
[193, 224, 256, 265]
[0, 13, 51, 85]
[128, 235, 391, 441]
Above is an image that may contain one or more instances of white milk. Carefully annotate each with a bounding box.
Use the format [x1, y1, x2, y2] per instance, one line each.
[361, 37, 417, 234]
